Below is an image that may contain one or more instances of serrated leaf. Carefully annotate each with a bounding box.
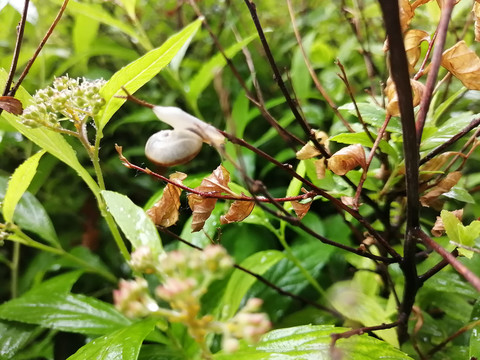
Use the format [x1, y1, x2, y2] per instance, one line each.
[99, 19, 202, 130]
[101, 190, 162, 255]
[216, 250, 285, 321]
[68, 319, 155, 360]
[3, 150, 45, 223]
[0, 291, 130, 336]
[213, 325, 413, 360]
[0, 176, 58, 246]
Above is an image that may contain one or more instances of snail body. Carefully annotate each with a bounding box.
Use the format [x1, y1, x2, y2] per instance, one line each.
[145, 106, 225, 167]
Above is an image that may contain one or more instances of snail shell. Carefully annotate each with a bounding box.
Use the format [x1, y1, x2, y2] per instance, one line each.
[145, 129, 203, 167]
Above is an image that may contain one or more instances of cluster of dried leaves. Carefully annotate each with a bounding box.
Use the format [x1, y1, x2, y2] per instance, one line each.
[147, 164, 312, 232]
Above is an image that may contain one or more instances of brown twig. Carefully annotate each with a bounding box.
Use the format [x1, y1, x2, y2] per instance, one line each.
[427, 319, 480, 357]
[416, 229, 480, 292]
[3, 0, 30, 97]
[413, 32, 437, 81]
[286, 0, 354, 133]
[9, 0, 70, 96]
[160, 227, 342, 318]
[330, 321, 399, 351]
[418, 249, 459, 284]
[415, 0, 456, 142]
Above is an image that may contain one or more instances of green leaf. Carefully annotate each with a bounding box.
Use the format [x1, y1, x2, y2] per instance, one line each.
[0, 320, 37, 360]
[99, 19, 202, 130]
[441, 210, 462, 243]
[0, 176, 58, 246]
[68, 319, 156, 360]
[338, 102, 402, 133]
[442, 186, 475, 204]
[101, 190, 162, 255]
[213, 325, 413, 359]
[3, 150, 45, 223]
[0, 292, 130, 336]
[330, 132, 398, 159]
[470, 300, 480, 359]
[441, 210, 480, 258]
[57, 0, 147, 49]
[27, 271, 84, 294]
[187, 34, 258, 106]
[216, 250, 285, 320]
[116, 0, 137, 20]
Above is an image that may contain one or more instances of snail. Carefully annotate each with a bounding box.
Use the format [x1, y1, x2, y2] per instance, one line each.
[118, 89, 225, 166]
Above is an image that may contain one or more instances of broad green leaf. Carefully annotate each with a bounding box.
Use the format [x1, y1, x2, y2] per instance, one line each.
[421, 112, 475, 151]
[441, 210, 462, 243]
[0, 176, 58, 246]
[0, 69, 100, 199]
[0, 292, 130, 336]
[27, 271, 84, 294]
[441, 210, 480, 258]
[101, 190, 162, 255]
[291, 33, 314, 100]
[442, 186, 476, 204]
[73, 13, 100, 58]
[330, 132, 398, 159]
[338, 102, 402, 133]
[213, 325, 413, 360]
[0, 320, 37, 360]
[116, 0, 137, 20]
[99, 19, 202, 130]
[216, 250, 285, 320]
[3, 150, 45, 223]
[68, 319, 156, 360]
[187, 34, 258, 105]
[248, 234, 334, 322]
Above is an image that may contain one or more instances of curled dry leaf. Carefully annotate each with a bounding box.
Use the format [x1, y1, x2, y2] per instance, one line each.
[0, 96, 23, 115]
[441, 40, 480, 90]
[220, 199, 255, 224]
[399, 0, 414, 32]
[327, 144, 366, 176]
[420, 171, 462, 208]
[474, 1, 480, 42]
[412, 0, 434, 10]
[295, 130, 329, 160]
[431, 208, 463, 237]
[147, 172, 187, 227]
[419, 151, 462, 181]
[291, 200, 311, 220]
[187, 164, 231, 232]
[404, 29, 430, 73]
[385, 78, 425, 117]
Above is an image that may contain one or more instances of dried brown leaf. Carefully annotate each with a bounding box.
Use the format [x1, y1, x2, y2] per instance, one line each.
[187, 164, 232, 232]
[441, 40, 480, 90]
[220, 200, 255, 224]
[147, 172, 187, 227]
[419, 151, 461, 181]
[386, 78, 425, 116]
[405, 30, 430, 72]
[0, 96, 23, 115]
[412, 0, 434, 10]
[296, 130, 329, 160]
[474, 1, 480, 41]
[420, 171, 462, 208]
[314, 159, 326, 179]
[327, 144, 366, 176]
[188, 195, 218, 232]
[291, 200, 311, 220]
[399, 0, 414, 32]
[431, 209, 463, 237]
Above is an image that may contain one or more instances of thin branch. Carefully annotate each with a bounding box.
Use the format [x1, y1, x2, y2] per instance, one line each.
[413, 31, 437, 81]
[160, 227, 342, 318]
[419, 116, 480, 166]
[415, 0, 456, 141]
[418, 249, 459, 284]
[9, 0, 70, 96]
[330, 321, 399, 350]
[286, 0, 354, 133]
[416, 229, 480, 292]
[3, 0, 30, 97]
[242, 0, 329, 158]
